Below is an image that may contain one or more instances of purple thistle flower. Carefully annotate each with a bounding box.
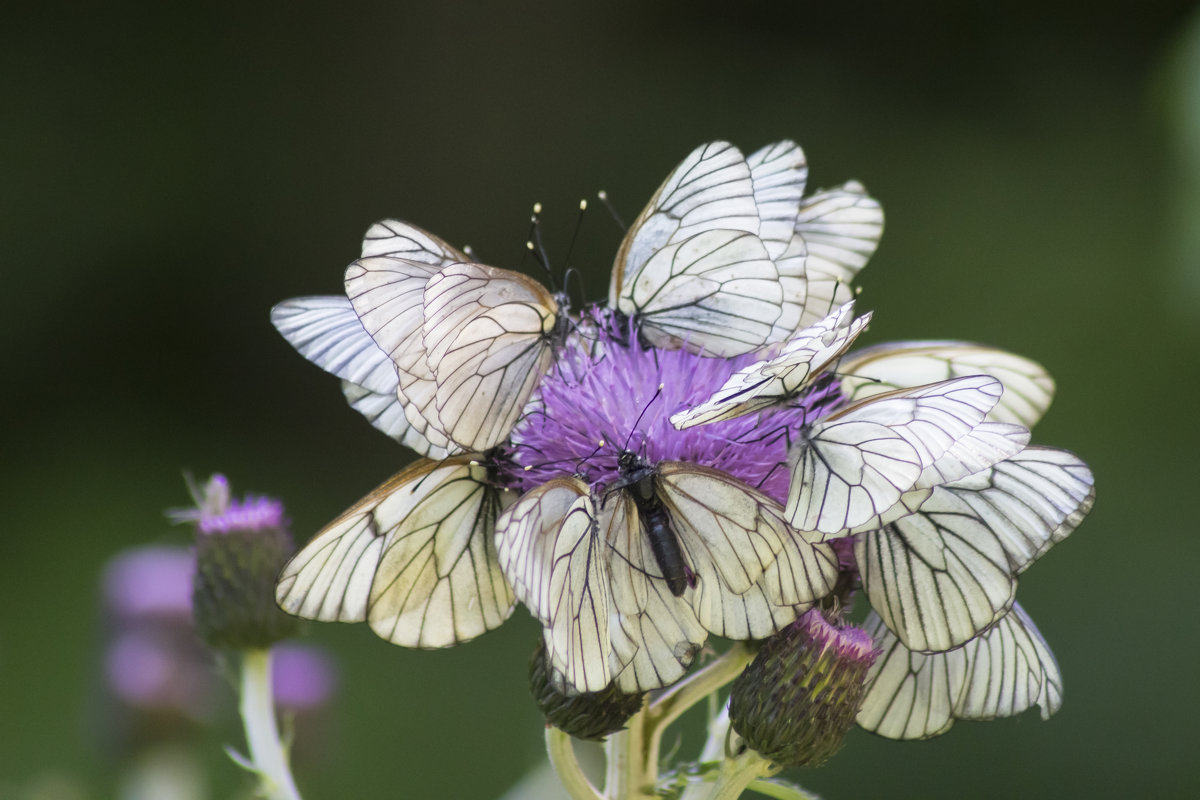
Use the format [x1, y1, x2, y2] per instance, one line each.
[508, 308, 842, 503]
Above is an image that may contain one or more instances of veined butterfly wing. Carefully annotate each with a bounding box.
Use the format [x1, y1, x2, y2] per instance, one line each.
[670, 300, 870, 429]
[495, 478, 611, 693]
[746, 140, 808, 260]
[270, 296, 450, 458]
[276, 455, 517, 649]
[857, 444, 1092, 653]
[839, 421, 1031, 538]
[422, 262, 562, 451]
[856, 603, 1063, 740]
[344, 255, 456, 452]
[786, 375, 1005, 535]
[609, 141, 759, 305]
[602, 491, 708, 693]
[791, 180, 884, 284]
[615, 229, 784, 356]
[840, 341, 1055, 429]
[654, 463, 839, 639]
[359, 218, 469, 262]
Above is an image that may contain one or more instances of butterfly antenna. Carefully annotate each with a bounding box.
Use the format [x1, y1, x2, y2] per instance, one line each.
[596, 190, 626, 232]
[621, 383, 664, 454]
[525, 202, 555, 287]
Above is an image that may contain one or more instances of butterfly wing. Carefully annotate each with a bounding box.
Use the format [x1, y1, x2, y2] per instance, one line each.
[857, 603, 1062, 740]
[610, 141, 759, 305]
[270, 296, 449, 457]
[359, 218, 469, 262]
[422, 262, 560, 450]
[670, 301, 869, 428]
[746, 140, 808, 260]
[616, 229, 784, 356]
[840, 341, 1055, 428]
[655, 463, 839, 640]
[276, 456, 517, 649]
[786, 376, 1005, 535]
[344, 255, 456, 452]
[790, 180, 884, 284]
[495, 478, 611, 693]
[602, 493, 707, 694]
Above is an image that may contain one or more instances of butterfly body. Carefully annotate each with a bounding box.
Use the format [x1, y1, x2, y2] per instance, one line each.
[612, 449, 694, 597]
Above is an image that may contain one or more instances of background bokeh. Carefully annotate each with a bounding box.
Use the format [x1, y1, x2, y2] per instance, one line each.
[3, 2, 1197, 798]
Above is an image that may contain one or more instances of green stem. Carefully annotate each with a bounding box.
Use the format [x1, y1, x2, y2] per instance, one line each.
[744, 778, 821, 800]
[605, 709, 656, 800]
[704, 749, 774, 800]
[645, 644, 753, 771]
[545, 727, 604, 800]
[239, 648, 302, 800]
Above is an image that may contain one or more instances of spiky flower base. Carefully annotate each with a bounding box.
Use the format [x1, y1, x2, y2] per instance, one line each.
[730, 610, 877, 768]
[529, 639, 645, 741]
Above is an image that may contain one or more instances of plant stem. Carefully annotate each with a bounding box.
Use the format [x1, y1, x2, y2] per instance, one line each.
[605, 710, 656, 800]
[545, 728, 604, 800]
[645, 644, 753, 771]
[239, 648, 302, 800]
[704, 749, 774, 800]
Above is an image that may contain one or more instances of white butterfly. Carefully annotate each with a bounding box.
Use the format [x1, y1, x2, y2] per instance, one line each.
[345, 224, 568, 452]
[785, 375, 1014, 536]
[839, 341, 1055, 429]
[608, 142, 791, 357]
[857, 446, 1095, 653]
[669, 300, 871, 430]
[856, 602, 1063, 740]
[496, 459, 839, 694]
[275, 455, 517, 649]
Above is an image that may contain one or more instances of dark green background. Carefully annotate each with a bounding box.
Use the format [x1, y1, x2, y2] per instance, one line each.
[3, 2, 1197, 798]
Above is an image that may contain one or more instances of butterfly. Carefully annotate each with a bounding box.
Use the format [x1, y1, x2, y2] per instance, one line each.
[856, 446, 1095, 653]
[856, 602, 1063, 740]
[343, 223, 570, 452]
[784, 375, 1023, 536]
[669, 300, 871, 430]
[275, 454, 517, 649]
[605, 142, 799, 356]
[495, 457, 839, 694]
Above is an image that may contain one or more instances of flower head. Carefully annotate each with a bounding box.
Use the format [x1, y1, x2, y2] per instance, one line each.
[181, 474, 298, 650]
[730, 609, 877, 768]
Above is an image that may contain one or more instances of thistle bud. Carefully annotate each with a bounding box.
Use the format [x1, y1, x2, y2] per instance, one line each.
[730, 609, 877, 768]
[180, 475, 298, 649]
[528, 639, 644, 741]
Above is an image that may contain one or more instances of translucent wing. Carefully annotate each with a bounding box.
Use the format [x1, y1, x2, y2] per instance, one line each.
[858, 444, 1093, 653]
[422, 262, 560, 450]
[270, 296, 449, 457]
[938, 446, 1095, 572]
[276, 456, 517, 649]
[857, 603, 1063, 740]
[602, 494, 708, 694]
[670, 301, 869, 429]
[271, 295, 401, 395]
[655, 463, 839, 640]
[791, 180, 884, 284]
[840, 341, 1055, 428]
[344, 255, 455, 452]
[359, 218, 469, 263]
[746, 140, 808, 260]
[340, 381, 451, 458]
[495, 478, 611, 693]
[615, 229, 784, 356]
[786, 376, 1004, 535]
[609, 141, 759, 304]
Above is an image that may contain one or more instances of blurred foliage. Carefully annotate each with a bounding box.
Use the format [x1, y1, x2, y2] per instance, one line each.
[2, 2, 1197, 798]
